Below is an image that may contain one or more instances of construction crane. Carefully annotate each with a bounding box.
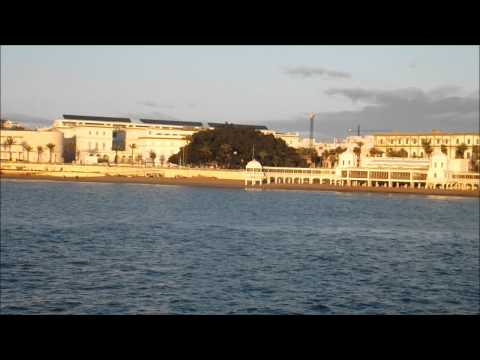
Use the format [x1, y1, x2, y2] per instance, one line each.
[309, 112, 316, 149]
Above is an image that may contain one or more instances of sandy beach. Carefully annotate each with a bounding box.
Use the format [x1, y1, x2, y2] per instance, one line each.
[1, 173, 479, 198]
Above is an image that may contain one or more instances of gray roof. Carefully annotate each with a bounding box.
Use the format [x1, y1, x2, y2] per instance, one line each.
[140, 119, 203, 127]
[63, 114, 131, 123]
[208, 122, 268, 130]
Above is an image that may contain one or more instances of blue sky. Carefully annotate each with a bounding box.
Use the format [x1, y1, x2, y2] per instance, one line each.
[1, 45, 478, 139]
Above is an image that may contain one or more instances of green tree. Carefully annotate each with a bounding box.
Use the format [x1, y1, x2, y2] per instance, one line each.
[455, 143, 467, 159]
[386, 148, 408, 158]
[22, 142, 33, 162]
[421, 139, 433, 157]
[36, 145, 44, 163]
[168, 126, 307, 169]
[129, 143, 137, 164]
[46, 143, 56, 163]
[4, 136, 15, 161]
[471, 145, 479, 172]
[149, 150, 157, 165]
[441, 144, 448, 155]
[369, 147, 384, 157]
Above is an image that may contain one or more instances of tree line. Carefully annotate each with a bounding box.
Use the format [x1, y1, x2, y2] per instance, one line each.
[2, 136, 56, 162]
[168, 126, 308, 169]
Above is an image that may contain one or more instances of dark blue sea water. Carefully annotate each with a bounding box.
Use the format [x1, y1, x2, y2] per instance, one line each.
[1, 179, 479, 314]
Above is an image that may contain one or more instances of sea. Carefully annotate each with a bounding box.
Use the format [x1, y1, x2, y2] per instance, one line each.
[1, 179, 478, 314]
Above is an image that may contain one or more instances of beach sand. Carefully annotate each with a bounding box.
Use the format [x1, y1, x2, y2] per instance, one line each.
[1, 173, 479, 198]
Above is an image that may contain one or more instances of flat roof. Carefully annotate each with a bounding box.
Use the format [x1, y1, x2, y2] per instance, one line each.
[374, 131, 479, 136]
[63, 114, 131, 123]
[140, 119, 203, 127]
[208, 122, 268, 130]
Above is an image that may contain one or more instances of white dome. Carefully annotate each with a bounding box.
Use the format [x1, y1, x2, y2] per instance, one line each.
[246, 159, 262, 169]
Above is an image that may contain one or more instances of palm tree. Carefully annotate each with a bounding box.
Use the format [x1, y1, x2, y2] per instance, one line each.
[22, 142, 33, 162]
[455, 143, 467, 159]
[36, 145, 44, 163]
[46, 143, 56, 163]
[4, 136, 15, 161]
[129, 143, 137, 164]
[149, 150, 157, 166]
[441, 144, 448, 155]
[421, 139, 433, 157]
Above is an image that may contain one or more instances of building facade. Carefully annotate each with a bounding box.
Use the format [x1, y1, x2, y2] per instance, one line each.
[0, 129, 64, 163]
[52, 115, 202, 164]
[373, 131, 480, 159]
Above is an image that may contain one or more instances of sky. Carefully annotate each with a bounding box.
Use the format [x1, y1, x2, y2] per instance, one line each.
[1, 45, 478, 139]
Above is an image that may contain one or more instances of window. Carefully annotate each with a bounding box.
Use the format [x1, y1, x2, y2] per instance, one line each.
[343, 160, 345, 165]
[348, 160, 351, 165]
[467, 139, 470, 144]
[437, 139, 440, 144]
[103, 143, 106, 150]
[445, 139, 448, 144]
[103, 131, 106, 136]
[413, 152, 416, 157]
[434, 162, 437, 168]
[96, 131, 98, 135]
[89, 131, 91, 135]
[390, 140, 394, 144]
[420, 152, 424, 157]
[456, 139, 459, 144]
[413, 139, 417, 144]
[467, 152, 470, 159]
[406, 139, 409, 144]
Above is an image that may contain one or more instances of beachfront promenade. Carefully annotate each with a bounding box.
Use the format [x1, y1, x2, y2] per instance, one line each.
[1, 157, 479, 192]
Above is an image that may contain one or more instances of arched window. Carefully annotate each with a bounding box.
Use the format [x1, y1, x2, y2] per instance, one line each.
[467, 139, 470, 144]
[413, 152, 416, 157]
[456, 139, 459, 144]
[420, 152, 424, 157]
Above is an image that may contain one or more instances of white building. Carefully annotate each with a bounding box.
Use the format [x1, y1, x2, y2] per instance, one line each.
[0, 128, 64, 163]
[52, 115, 202, 165]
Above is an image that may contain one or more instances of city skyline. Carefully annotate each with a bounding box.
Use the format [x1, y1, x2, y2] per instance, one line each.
[1, 45, 478, 139]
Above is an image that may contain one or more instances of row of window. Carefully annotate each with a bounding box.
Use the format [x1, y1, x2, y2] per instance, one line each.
[88, 130, 108, 136]
[378, 138, 478, 145]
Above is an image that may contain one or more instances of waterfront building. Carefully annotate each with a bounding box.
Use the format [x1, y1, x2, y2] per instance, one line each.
[245, 147, 479, 190]
[52, 115, 202, 164]
[373, 131, 480, 160]
[0, 128, 64, 163]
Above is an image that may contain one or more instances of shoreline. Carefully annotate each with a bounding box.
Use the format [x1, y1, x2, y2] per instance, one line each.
[1, 173, 479, 198]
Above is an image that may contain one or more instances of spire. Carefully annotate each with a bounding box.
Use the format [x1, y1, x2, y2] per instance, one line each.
[252, 144, 255, 160]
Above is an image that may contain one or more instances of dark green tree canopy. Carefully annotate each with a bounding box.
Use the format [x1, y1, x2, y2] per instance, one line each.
[169, 126, 307, 168]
